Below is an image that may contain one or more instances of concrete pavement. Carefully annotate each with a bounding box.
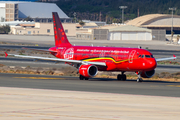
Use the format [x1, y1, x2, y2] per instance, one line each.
[0, 87, 180, 120]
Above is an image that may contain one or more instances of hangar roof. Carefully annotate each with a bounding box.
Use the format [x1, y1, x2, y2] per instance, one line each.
[127, 14, 180, 26]
[91, 24, 122, 30]
[0, 1, 68, 18]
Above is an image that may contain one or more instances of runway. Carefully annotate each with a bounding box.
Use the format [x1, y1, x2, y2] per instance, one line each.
[0, 73, 180, 97]
[1, 86, 180, 120]
[1, 73, 180, 119]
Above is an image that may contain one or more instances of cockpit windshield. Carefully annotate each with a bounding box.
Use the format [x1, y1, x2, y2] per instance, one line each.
[145, 55, 151, 58]
[138, 54, 154, 58]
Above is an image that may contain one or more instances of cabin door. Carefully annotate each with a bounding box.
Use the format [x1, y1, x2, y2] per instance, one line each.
[129, 50, 136, 63]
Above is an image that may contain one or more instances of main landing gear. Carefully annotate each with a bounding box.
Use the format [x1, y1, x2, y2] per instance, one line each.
[117, 72, 126, 81]
[136, 72, 143, 82]
[117, 71, 143, 82]
[79, 75, 89, 80]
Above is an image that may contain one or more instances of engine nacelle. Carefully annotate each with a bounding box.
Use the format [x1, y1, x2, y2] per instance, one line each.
[79, 64, 98, 78]
[141, 69, 155, 78]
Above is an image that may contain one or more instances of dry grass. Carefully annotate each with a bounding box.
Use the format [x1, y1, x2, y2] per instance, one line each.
[157, 61, 180, 65]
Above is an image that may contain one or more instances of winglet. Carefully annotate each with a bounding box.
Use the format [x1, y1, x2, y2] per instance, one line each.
[4, 52, 8, 58]
[173, 54, 177, 60]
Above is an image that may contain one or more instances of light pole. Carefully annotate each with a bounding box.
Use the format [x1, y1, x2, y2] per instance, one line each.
[169, 7, 176, 43]
[73, 12, 76, 23]
[119, 6, 127, 24]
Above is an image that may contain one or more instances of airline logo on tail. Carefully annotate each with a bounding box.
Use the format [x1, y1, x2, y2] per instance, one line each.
[52, 12, 71, 47]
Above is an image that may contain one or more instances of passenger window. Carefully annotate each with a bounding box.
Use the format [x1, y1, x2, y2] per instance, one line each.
[151, 55, 154, 58]
[141, 55, 144, 58]
[138, 55, 141, 58]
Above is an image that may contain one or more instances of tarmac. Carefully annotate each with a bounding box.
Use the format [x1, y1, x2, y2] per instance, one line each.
[1, 35, 180, 120]
[0, 87, 180, 120]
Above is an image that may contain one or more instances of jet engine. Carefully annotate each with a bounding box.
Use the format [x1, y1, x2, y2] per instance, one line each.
[79, 64, 98, 78]
[141, 69, 155, 78]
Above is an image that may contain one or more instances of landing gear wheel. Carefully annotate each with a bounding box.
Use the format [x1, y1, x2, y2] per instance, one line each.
[79, 75, 89, 80]
[122, 74, 126, 81]
[85, 77, 89, 80]
[79, 75, 84, 80]
[117, 74, 122, 80]
[136, 72, 143, 82]
[117, 74, 126, 81]
[137, 78, 143, 82]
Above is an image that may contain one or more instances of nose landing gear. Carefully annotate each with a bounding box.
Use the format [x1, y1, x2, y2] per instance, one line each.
[136, 72, 143, 82]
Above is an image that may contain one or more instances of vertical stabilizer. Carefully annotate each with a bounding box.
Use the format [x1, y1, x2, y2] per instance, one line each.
[52, 12, 71, 46]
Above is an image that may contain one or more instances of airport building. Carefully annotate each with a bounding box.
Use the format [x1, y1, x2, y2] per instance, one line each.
[77, 14, 180, 41]
[76, 25, 165, 41]
[0, 1, 71, 23]
[0, 1, 76, 36]
[127, 14, 180, 34]
[10, 22, 77, 36]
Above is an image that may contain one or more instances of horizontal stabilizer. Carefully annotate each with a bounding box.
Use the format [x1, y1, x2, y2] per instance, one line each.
[22, 47, 57, 53]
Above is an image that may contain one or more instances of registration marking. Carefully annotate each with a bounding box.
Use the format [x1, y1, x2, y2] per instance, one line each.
[13, 77, 62, 80]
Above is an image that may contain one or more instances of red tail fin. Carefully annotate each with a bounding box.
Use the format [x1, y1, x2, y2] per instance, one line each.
[52, 12, 71, 47]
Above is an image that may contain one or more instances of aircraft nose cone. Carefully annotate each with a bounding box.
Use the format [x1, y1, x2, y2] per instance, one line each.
[149, 59, 157, 69]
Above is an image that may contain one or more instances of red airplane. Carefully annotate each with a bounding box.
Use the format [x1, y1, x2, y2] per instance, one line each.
[5, 12, 177, 82]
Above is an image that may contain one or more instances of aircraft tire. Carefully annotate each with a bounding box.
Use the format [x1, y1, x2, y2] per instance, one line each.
[85, 77, 89, 80]
[137, 78, 143, 82]
[117, 74, 122, 80]
[79, 75, 84, 80]
[122, 74, 126, 81]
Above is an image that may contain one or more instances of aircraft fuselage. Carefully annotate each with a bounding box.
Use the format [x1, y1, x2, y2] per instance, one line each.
[49, 46, 157, 72]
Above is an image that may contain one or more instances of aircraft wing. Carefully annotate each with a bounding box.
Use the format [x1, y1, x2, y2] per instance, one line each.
[156, 55, 177, 62]
[4, 52, 106, 66]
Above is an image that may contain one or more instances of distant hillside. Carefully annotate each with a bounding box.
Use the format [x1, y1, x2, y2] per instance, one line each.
[4, 0, 36, 1]
[43, 0, 180, 23]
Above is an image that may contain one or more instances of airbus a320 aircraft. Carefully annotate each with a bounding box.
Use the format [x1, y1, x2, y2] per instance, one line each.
[5, 12, 177, 82]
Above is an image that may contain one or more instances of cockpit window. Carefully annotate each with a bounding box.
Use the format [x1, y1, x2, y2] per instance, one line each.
[145, 55, 151, 58]
[139, 54, 154, 58]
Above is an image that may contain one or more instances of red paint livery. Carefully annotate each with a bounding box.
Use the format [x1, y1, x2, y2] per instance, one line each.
[50, 12, 158, 82]
[5, 12, 177, 82]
